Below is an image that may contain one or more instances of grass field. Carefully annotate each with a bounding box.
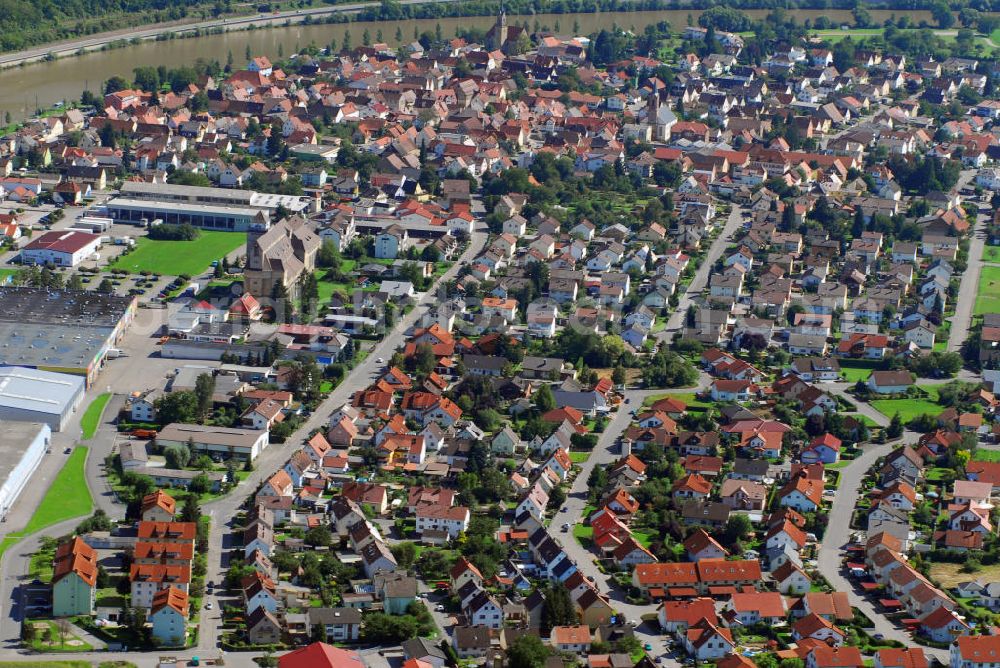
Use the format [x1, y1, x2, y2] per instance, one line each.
[810, 28, 884, 42]
[983, 246, 1000, 264]
[974, 449, 1000, 463]
[975, 266, 1000, 316]
[931, 561, 1000, 588]
[0, 448, 92, 562]
[80, 393, 111, 440]
[840, 367, 873, 383]
[870, 398, 943, 423]
[643, 391, 711, 410]
[845, 414, 880, 428]
[569, 451, 591, 464]
[108, 231, 244, 276]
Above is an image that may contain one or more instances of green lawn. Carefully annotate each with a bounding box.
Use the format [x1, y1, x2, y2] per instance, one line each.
[984, 246, 1000, 264]
[810, 28, 885, 42]
[0, 267, 19, 284]
[569, 451, 591, 464]
[108, 231, 244, 276]
[975, 266, 1000, 316]
[0, 448, 93, 562]
[840, 367, 873, 383]
[926, 467, 955, 482]
[643, 391, 711, 410]
[974, 449, 1000, 463]
[80, 393, 111, 440]
[845, 414, 880, 428]
[869, 398, 943, 423]
[633, 531, 655, 548]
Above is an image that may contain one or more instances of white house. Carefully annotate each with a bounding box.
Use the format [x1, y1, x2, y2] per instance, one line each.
[415, 505, 470, 539]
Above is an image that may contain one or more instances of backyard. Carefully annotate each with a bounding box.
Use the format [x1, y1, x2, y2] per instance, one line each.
[839, 360, 879, 383]
[643, 391, 712, 411]
[973, 449, 1000, 463]
[930, 561, 1000, 588]
[982, 246, 1000, 263]
[975, 265, 1000, 316]
[108, 231, 244, 276]
[24, 620, 92, 653]
[869, 398, 943, 422]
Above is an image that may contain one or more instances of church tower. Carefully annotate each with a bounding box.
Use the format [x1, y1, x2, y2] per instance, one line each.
[488, 2, 508, 51]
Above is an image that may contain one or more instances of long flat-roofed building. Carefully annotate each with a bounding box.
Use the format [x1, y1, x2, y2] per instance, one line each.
[0, 287, 136, 388]
[105, 182, 312, 231]
[0, 422, 51, 515]
[156, 423, 269, 461]
[0, 367, 85, 431]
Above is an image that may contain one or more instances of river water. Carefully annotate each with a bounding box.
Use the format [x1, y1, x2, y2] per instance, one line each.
[0, 7, 938, 122]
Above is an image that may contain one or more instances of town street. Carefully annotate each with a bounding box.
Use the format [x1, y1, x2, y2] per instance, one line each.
[947, 185, 989, 351]
[815, 435, 948, 665]
[662, 204, 745, 337]
[552, 379, 712, 664]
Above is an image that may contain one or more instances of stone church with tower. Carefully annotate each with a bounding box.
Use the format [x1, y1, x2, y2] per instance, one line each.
[485, 3, 526, 54]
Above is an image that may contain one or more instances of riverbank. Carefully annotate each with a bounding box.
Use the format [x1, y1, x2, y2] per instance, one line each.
[0, 2, 946, 71]
[0, 3, 981, 122]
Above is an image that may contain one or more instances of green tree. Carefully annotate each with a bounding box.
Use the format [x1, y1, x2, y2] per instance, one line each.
[132, 66, 160, 92]
[721, 514, 752, 549]
[541, 583, 577, 632]
[180, 494, 201, 523]
[305, 526, 333, 547]
[533, 384, 555, 412]
[164, 445, 191, 469]
[194, 372, 215, 420]
[887, 412, 903, 439]
[391, 541, 417, 568]
[188, 473, 211, 495]
[507, 634, 550, 668]
[154, 391, 200, 424]
[104, 76, 128, 95]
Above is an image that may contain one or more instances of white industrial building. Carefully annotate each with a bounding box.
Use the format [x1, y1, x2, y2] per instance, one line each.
[0, 366, 86, 431]
[19, 230, 101, 267]
[0, 422, 51, 517]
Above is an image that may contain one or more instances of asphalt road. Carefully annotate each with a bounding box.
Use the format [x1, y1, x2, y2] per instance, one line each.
[551, 381, 711, 665]
[947, 170, 989, 352]
[815, 434, 948, 665]
[662, 204, 745, 336]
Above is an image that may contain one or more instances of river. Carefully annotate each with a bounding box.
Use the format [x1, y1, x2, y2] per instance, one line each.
[0, 7, 938, 122]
